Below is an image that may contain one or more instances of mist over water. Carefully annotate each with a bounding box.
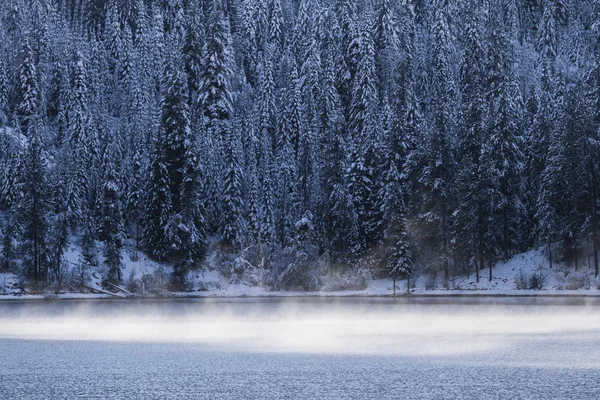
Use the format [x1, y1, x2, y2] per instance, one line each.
[1, 298, 600, 399]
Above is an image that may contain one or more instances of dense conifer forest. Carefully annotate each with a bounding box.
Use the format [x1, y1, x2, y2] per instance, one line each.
[1, 0, 600, 292]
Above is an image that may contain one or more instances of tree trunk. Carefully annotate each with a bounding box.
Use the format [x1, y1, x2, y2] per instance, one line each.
[594, 236, 599, 278]
[590, 168, 599, 277]
[477, 246, 483, 283]
[393, 277, 396, 297]
[489, 257, 493, 282]
[503, 206, 509, 261]
[407, 275, 410, 295]
[588, 242, 592, 270]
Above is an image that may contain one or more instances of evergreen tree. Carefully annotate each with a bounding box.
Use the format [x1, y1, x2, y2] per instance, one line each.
[197, 8, 234, 134]
[373, 0, 400, 101]
[346, 22, 381, 256]
[182, 3, 204, 108]
[318, 49, 347, 262]
[382, 161, 412, 295]
[485, 22, 524, 263]
[100, 140, 125, 285]
[17, 40, 39, 135]
[161, 66, 190, 214]
[0, 56, 8, 127]
[410, 1, 456, 283]
[168, 109, 207, 269]
[0, 152, 19, 272]
[220, 121, 244, 248]
[18, 123, 49, 289]
[143, 129, 172, 260]
[454, 4, 488, 282]
[197, 8, 234, 231]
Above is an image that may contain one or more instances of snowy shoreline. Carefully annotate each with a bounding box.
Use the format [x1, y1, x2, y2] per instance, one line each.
[3, 249, 600, 301]
[2, 284, 600, 301]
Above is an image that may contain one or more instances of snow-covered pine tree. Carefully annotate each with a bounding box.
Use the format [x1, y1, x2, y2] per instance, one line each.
[105, 4, 122, 77]
[346, 21, 381, 257]
[100, 139, 125, 285]
[317, 48, 348, 263]
[182, 2, 204, 110]
[453, 3, 488, 282]
[538, 0, 557, 60]
[582, 27, 600, 277]
[247, 151, 261, 244]
[160, 64, 190, 216]
[143, 127, 172, 261]
[18, 122, 49, 289]
[382, 159, 412, 296]
[373, 0, 400, 102]
[68, 50, 90, 145]
[197, 7, 234, 232]
[48, 148, 82, 290]
[170, 111, 207, 268]
[125, 140, 145, 252]
[484, 21, 524, 264]
[17, 40, 39, 135]
[0, 151, 19, 272]
[0, 56, 8, 126]
[410, 0, 457, 283]
[268, 0, 285, 53]
[220, 117, 244, 249]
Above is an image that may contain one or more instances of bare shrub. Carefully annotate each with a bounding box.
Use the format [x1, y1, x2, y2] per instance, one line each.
[529, 270, 546, 290]
[515, 269, 528, 290]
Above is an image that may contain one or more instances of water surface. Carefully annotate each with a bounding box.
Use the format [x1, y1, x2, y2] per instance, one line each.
[1, 297, 599, 399]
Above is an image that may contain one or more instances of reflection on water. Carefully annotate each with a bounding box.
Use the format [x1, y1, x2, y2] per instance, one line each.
[0, 298, 599, 399]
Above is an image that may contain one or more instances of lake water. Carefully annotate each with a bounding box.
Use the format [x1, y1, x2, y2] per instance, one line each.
[1, 297, 600, 399]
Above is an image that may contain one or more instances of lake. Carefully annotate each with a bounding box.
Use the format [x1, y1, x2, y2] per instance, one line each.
[1, 297, 599, 399]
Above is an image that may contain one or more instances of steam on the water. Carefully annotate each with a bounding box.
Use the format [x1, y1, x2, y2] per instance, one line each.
[1, 299, 599, 366]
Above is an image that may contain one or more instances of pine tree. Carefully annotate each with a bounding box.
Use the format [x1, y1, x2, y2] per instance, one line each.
[100, 140, 125, 285]
[346, 22, 381, 256]
[161, 66, 190, 214]
[197, 8, 234, 232]
[485, 22, 524, 263]
[582, 28, 600, 277]
[410, 1, 456, 283]
[0, 56, 8, 126]
[318, 49, 347, 262]
[84, 0, 107, 36]
[143, 129, 172, 260]
[168, 113, 207, 270]
[198, 8, 233, 135]
[48, 148, 82, 289]
[247, 154, 261, 244]
[125, 141, 145, 252]
[17, 40, 39, 135]
[18, 123, 49, 289]
[453, 3, 488, 282]
[382, 161, 412, 295]
[106, 4, 122, 77]
[373, 0, 400, 101]
[0, 152, 19, 272]
[182, 3, 204, 108]
[68, 51, 90, 145]
[268, 0, 284, 52]
[538, 1, 557, 60]
[276, 97, 297, 249]
[220, 121, 244, 248]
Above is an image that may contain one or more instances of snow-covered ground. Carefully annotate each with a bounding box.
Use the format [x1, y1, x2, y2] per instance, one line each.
[2, 248, 600, 299]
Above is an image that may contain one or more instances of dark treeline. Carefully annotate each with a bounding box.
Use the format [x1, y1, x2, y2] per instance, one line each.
[0, 0, 600, 291]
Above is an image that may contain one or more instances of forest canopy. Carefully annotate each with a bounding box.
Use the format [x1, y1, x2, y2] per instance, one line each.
[0, 0, 599, 292]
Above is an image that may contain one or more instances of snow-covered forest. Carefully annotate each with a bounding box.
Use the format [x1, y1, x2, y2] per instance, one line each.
[0, 0, 600, 293]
